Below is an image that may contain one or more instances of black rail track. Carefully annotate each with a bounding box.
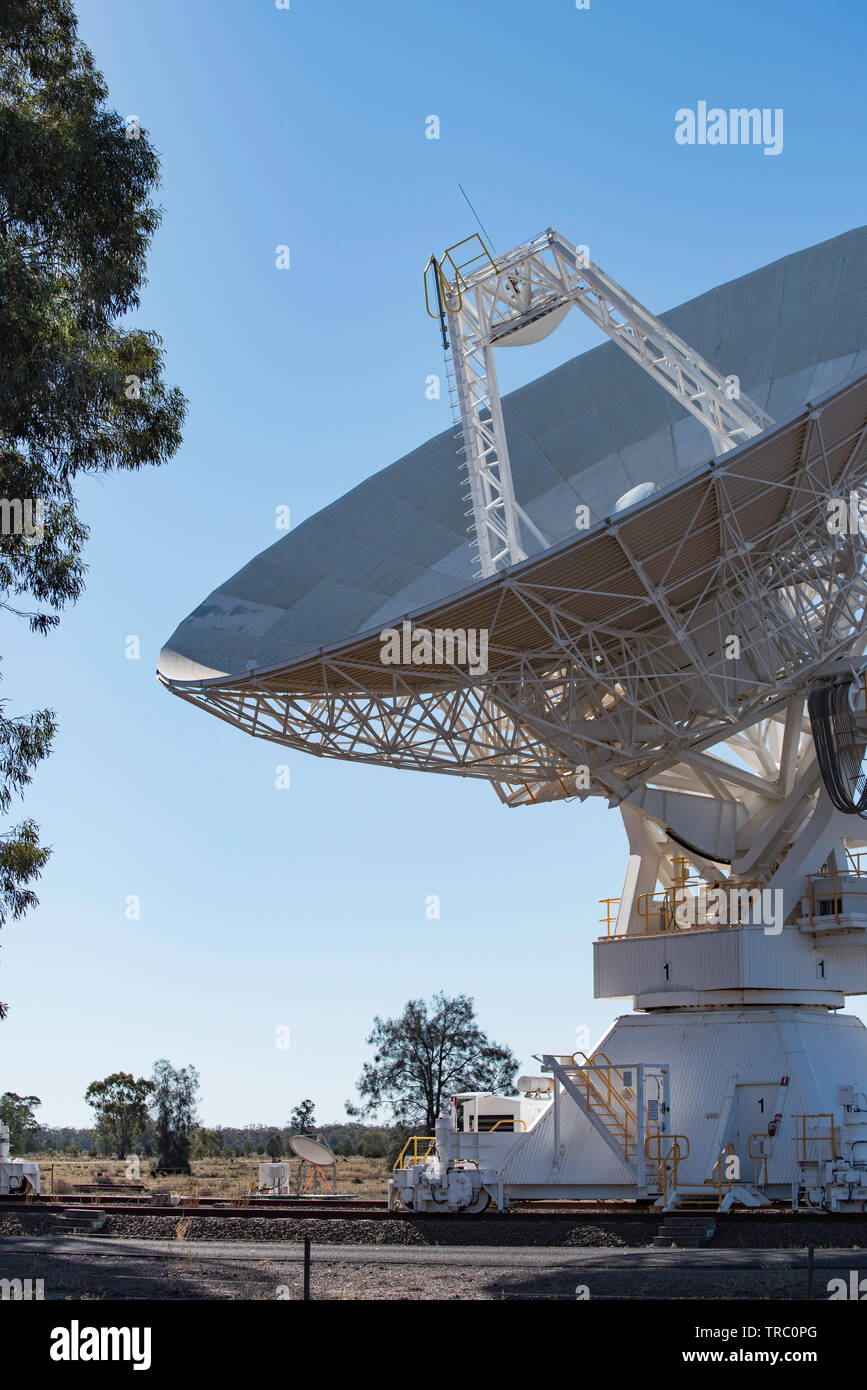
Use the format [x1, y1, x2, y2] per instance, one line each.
[4, 1196, 866, 1223]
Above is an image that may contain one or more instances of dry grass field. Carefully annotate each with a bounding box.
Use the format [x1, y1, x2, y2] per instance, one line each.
[34, 1153, 390, 1201]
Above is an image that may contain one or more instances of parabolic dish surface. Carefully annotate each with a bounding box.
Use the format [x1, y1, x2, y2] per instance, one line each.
[289, 1135, 335, 1165]
[158, 228, 867, 806]
[160, 226, 867, 686]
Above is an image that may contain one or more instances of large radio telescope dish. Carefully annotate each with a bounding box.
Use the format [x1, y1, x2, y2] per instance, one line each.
[159, 228, 867, 841]
[157, 223, 867, 1219]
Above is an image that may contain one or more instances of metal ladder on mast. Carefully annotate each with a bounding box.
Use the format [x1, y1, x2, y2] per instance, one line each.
[424, 229, 775, 579]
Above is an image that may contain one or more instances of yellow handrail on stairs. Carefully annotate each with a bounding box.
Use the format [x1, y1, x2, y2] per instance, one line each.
[393, 1136, 436, 1171]
[706, 1142, 737, 1207]
[645, 1133, 690, 1205]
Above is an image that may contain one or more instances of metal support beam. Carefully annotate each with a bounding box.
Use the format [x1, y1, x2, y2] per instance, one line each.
[431, 228, 774, 576]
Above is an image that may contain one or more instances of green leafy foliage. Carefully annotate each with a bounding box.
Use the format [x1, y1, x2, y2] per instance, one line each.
[192, 1127, 224, 1159]
[84, 1072, 154, 1160]
[288, 1098, 316, 1134]
[0, 0, 186, 1005]
[350, 992, 518, 1132]
[150, 1060, 199, 1174]
[0, 1089, 41, 1151]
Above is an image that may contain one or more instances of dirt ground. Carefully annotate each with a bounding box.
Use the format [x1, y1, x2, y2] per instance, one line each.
[1, 1233, 862, 1300]
[34, 1154, 389, 1201]
[5, 1201, 867, 1300]
[4, 1208, 867, 1248]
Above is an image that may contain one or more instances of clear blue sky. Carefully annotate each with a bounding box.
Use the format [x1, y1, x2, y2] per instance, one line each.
[4, 0, 866, 1129]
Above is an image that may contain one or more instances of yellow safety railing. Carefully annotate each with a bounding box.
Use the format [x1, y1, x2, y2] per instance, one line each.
[571, 1051, 634, 1112]
[794, 1114, 837, 1163]
[488, 1118, 527, 1133]
[599, 875, 768, 939]
[636, 888, 680, 933]
[646, 856, 690, 930]
[599, 898, 620, 933]
[567, 1051, 638, 1158]
[424, 234, 498, 318]
[706, 1142, 737, 1206]
[645, 1133, 689, 1205]
[804, 867, 867, 928]
[423, 256, 446, 323]
[748, 1133, 770, 1188]
[393, 1136, 436, 1171]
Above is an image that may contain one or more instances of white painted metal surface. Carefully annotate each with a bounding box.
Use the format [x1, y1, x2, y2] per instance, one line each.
[0, 1124, 40, 1196]
[433, 228, 773, 578]
[160, 226, 867, 690]
[289, 1135, 334, 1165]
[159, 228, 867, 1216]
[390, 1009, 867, 1212]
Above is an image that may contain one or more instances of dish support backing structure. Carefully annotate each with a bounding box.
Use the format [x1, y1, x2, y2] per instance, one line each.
[391, 233, 867, 1213]
[160, 229, 867, 1214]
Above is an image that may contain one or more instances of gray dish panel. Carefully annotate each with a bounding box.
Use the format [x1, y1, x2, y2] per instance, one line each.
[160, 227, 867, 682]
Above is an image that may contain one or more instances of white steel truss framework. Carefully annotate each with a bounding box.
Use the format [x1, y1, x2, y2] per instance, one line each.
[426, 230, 775, 578]
[161, 376, 867, 867]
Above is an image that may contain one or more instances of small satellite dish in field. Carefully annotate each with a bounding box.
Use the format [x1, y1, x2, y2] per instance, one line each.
[290, 1134, 335, 1165]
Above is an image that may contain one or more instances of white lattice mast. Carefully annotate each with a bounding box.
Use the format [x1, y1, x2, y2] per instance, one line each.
[426, 229, 775, 578]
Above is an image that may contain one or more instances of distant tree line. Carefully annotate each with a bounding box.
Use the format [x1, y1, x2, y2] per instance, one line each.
[16, 1116, 401, 1161]
[1, 1059, 199, 1172]
[5, 992, 518, 1166]
[5, 1086, 397, 1162]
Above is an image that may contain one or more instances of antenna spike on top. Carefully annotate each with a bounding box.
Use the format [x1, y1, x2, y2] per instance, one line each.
[458, 184, 496, 256]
